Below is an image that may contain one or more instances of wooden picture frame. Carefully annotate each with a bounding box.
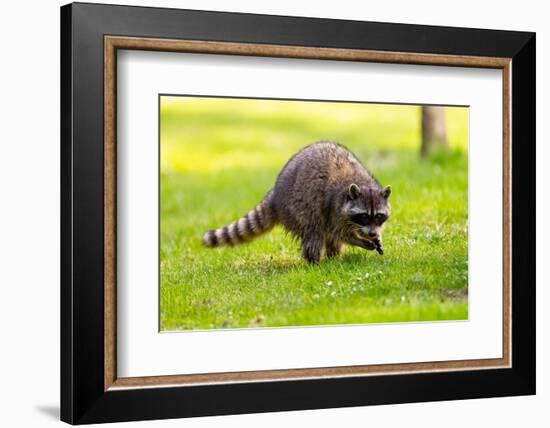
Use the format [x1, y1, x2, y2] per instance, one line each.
[61, 2, 535, 424]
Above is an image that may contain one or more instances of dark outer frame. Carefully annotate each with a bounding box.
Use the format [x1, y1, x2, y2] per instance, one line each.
[61, 2, 535, 424]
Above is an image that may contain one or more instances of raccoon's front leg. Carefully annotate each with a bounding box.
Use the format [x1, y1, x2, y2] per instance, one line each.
[301, 234, 324, 264]
[325, 239, 343, 258]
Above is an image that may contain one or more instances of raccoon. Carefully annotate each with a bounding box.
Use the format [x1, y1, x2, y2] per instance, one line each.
[202, 142, 391, 263]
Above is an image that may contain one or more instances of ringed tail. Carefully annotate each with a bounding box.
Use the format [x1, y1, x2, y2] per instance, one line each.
[202, 191, 276, 247]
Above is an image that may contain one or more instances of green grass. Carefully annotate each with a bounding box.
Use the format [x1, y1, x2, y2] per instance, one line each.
[160, 97, 469, 331]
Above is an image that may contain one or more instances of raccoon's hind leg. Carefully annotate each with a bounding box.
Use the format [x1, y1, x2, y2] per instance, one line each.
[325, 239, 342, 258]
[301, 233, 324, 264]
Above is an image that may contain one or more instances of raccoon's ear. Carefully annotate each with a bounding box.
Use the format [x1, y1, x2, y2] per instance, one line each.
[348, 183, 360, 200]
[382, 185, 392, 199]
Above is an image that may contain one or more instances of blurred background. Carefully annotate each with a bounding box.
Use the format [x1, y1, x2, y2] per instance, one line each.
[161, 97, 468, 173]
[160, 96, 468, 330]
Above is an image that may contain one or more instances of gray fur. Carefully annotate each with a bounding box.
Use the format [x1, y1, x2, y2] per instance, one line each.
[202, 141, 391, 263]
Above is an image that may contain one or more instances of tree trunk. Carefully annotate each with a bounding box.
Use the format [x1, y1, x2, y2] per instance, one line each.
[421, 106, 448, 157]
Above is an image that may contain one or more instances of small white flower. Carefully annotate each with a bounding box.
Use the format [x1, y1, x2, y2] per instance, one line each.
[377, 270, 383, 275]
[364, 273, 370, 279]
[400, 295, 405, 302]
[326, 281, 333, 286]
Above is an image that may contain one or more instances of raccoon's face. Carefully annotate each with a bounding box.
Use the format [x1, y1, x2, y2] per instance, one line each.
[344, 183, 391, 241]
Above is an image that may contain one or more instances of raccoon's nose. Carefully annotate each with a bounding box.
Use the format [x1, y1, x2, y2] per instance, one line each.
[368, 230, 377, 238]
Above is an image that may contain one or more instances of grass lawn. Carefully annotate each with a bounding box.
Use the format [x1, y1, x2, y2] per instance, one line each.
[160, 97, 469, 331]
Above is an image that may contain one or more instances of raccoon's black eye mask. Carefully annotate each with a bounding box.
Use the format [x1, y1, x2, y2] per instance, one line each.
[350, 213, 388, 226]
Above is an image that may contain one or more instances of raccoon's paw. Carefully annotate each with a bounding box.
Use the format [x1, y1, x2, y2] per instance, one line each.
[325, 240, 343, 258]
[302, 236, 323, 264]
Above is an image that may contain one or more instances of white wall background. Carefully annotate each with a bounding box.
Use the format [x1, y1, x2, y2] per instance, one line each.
[0, 0, 546, 427]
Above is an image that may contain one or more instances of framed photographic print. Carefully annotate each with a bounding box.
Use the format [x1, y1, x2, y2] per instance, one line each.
[60, 2, 535, 424]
